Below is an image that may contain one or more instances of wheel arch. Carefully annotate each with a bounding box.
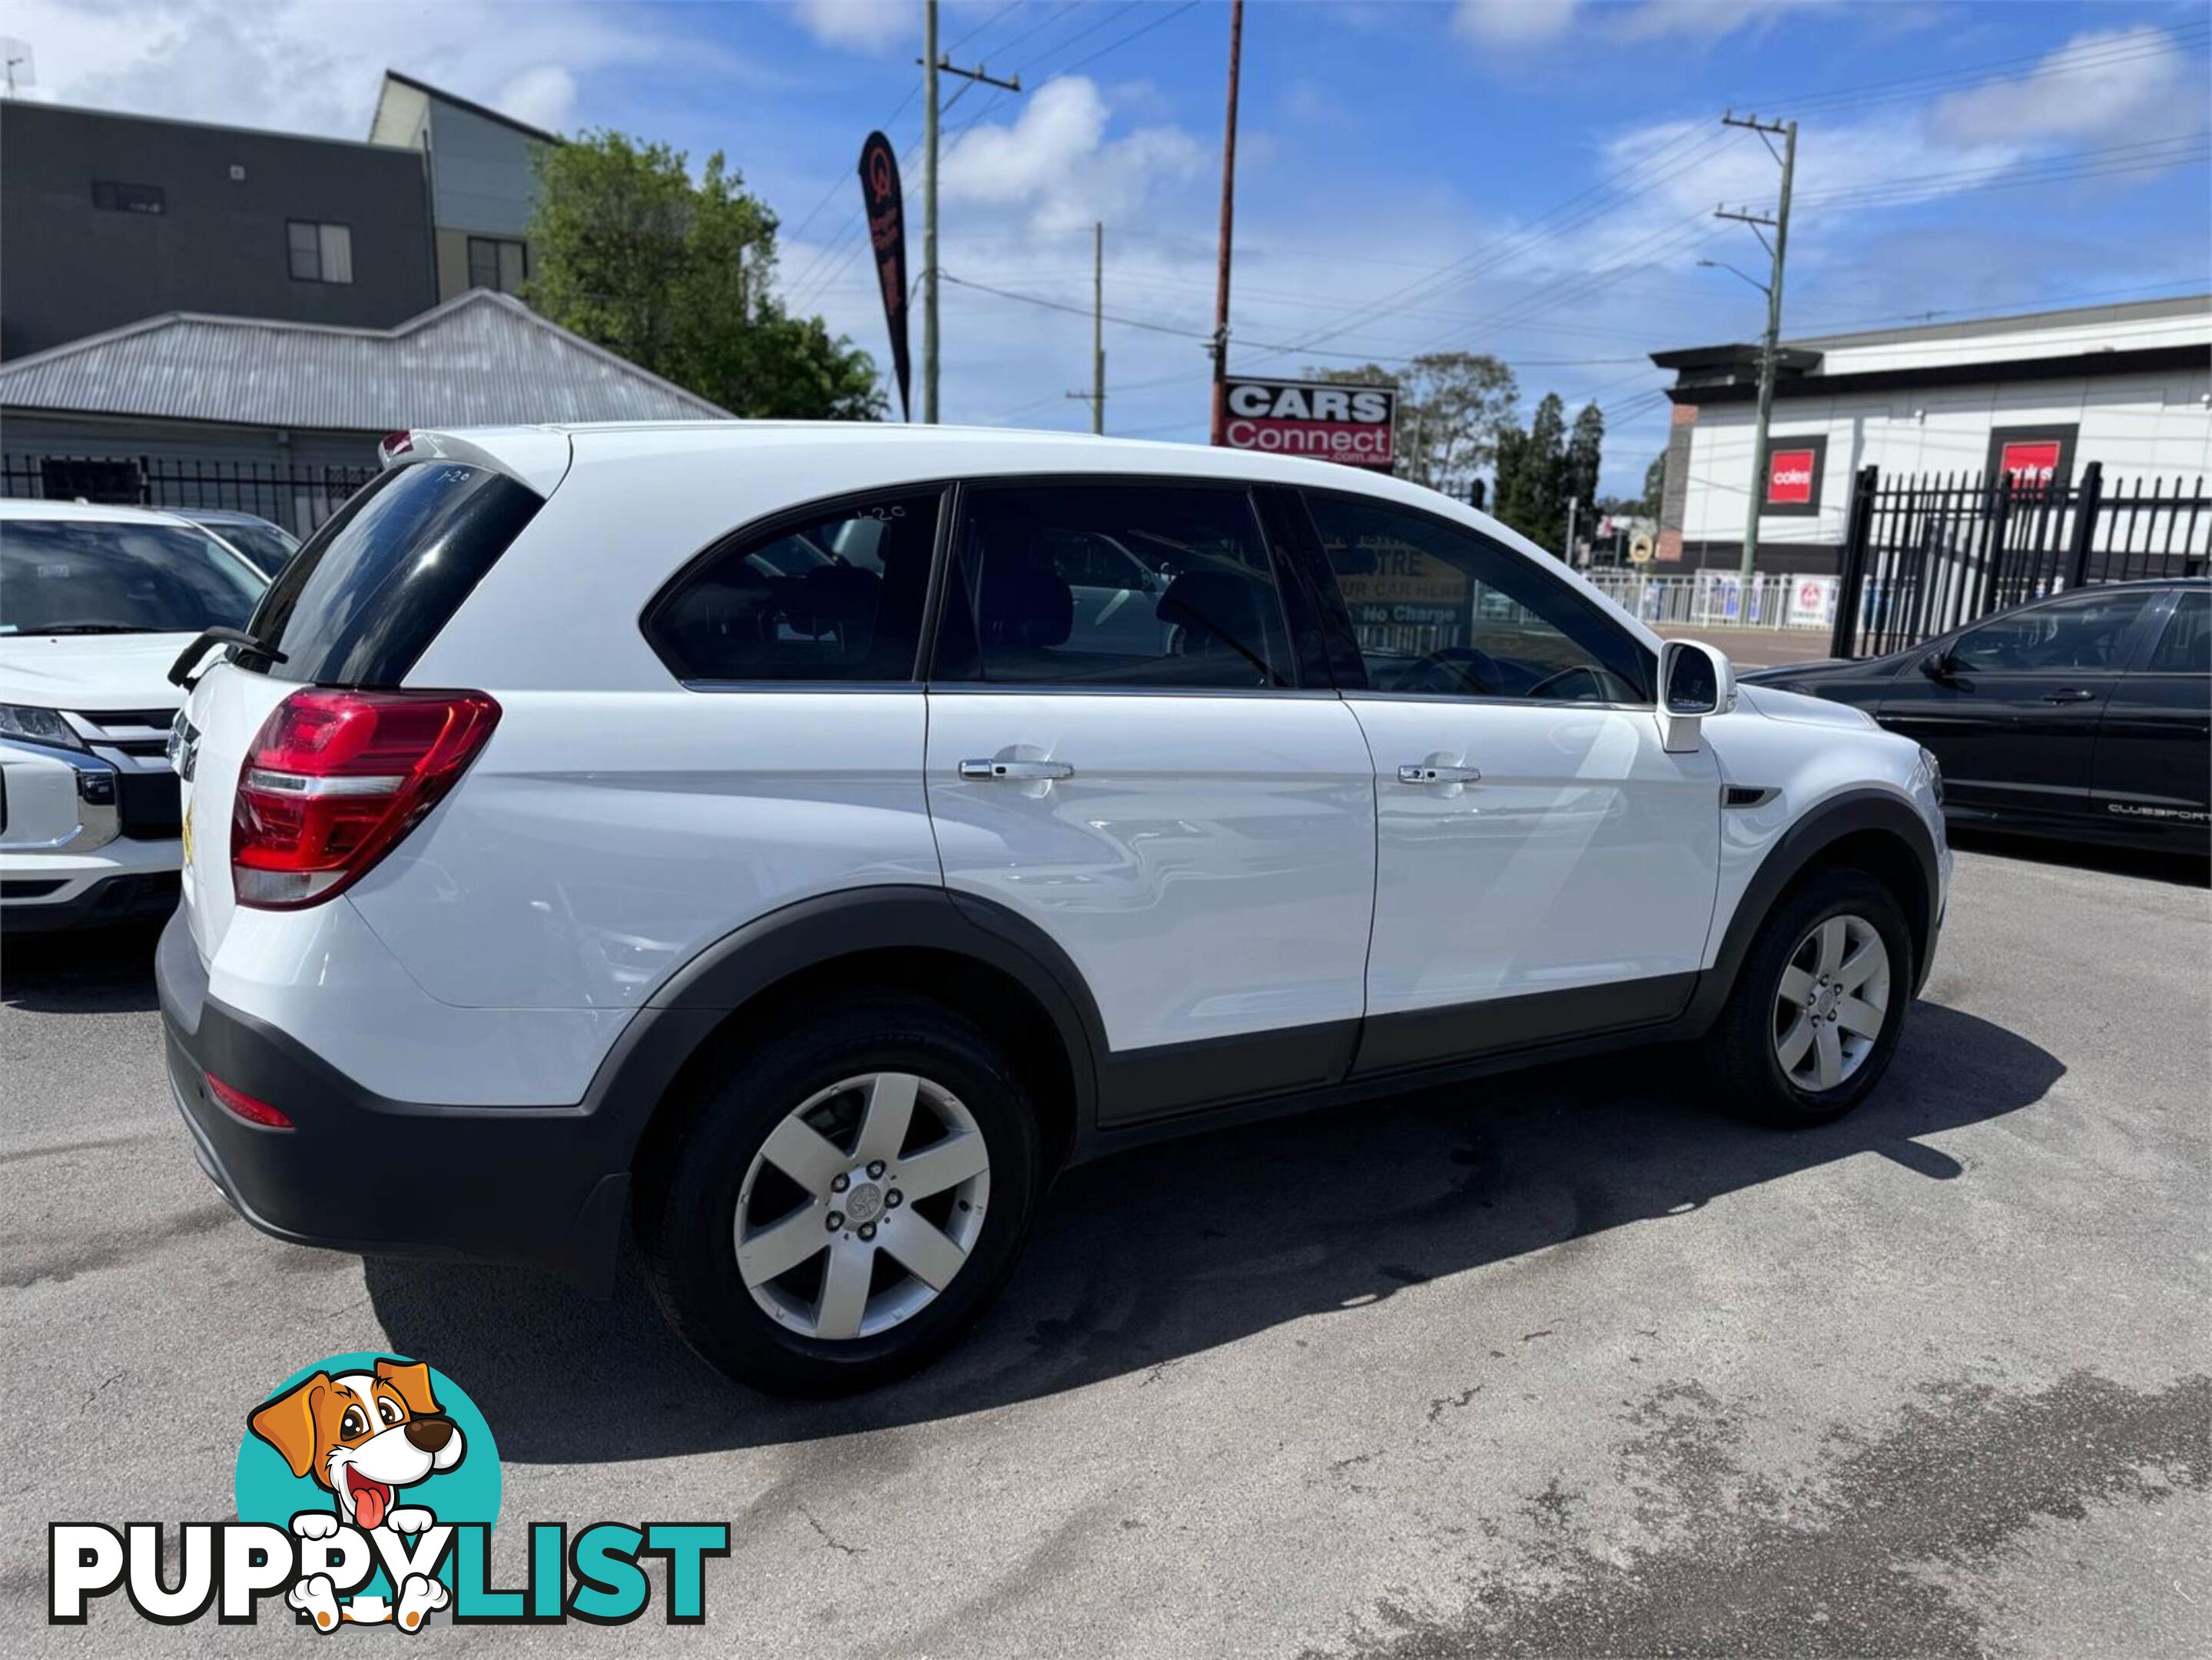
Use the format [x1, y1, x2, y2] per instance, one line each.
[1690, 788, 1940, 1031]
[601, 886, 1103, 1192]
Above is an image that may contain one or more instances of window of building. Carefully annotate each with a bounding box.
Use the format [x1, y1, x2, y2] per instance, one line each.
[287, 221, 354, 284]
[466, 236, 529, 294]
[643, 492, 943, 682]
[91, 180, 166, 214]
[1304, 492, 1652, 703]
[937, 483, 1295, 690]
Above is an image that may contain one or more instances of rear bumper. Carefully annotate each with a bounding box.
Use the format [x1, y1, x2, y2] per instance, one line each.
[155, 911, 632, 1290]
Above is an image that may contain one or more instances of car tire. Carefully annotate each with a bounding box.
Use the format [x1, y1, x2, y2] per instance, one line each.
[1708, 867, 1914, 1127]
[638, 993, 1043, 1396]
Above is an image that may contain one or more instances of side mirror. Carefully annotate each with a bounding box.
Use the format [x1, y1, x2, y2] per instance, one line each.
[1920, 649, 1955, 682]
[1657, 639, 1734, 754]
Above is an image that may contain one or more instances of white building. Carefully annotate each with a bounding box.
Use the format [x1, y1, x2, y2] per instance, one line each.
[1651, 294, 2212, 573]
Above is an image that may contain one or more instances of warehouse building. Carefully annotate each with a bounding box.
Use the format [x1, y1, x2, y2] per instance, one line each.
[1651, 294, 2212, 573]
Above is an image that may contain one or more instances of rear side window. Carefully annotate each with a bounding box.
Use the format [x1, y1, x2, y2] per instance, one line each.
[935, 483, 1295, 689]
[2147, 590, 2209, 673]
[250, 462, 542, 686]
[644, 490, 943, 682]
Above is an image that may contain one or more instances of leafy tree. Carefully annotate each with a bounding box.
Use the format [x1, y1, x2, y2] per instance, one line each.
[527, 131, 885, 420]
[1642, 453, 1667, 520]
[1307, 352, 1517, 500]
[1491, 394, 1607, 556]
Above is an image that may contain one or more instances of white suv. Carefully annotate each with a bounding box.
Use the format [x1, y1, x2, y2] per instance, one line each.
[2, 500, 267, 931]
[158, 424, 1949, 1394]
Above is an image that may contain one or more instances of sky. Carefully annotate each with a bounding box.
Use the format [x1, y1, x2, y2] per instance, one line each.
[7, 0, 2208, 496]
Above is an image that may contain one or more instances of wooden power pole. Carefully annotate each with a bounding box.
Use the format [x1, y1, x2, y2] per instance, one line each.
[920, 0, 1020, 424]
[1208, 0, 1245, 446]
[1715, 112, 1797, 589]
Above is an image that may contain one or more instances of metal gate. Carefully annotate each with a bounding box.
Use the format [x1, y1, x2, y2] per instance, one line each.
[1829, 462, 2210, 659]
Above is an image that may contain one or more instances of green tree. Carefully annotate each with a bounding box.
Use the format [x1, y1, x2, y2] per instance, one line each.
[1307, 351, 1517, 499]
[1491, 394, 1607, 556]
[1642, 453, 1667, 520]
[527, 131, 885, 420]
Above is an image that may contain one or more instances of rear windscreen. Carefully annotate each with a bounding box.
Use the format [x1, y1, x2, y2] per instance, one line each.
[248, 461, 542, 686]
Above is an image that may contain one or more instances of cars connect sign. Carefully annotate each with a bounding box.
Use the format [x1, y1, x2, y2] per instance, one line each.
[1221, 378, 1396, 470]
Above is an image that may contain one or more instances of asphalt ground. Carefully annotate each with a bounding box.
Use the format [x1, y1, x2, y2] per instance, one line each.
[3, 838, 2207, 1657]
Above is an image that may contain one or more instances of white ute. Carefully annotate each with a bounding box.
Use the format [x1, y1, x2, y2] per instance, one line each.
[157, 423, 1950, 1394]
[1, 500, 266, 931]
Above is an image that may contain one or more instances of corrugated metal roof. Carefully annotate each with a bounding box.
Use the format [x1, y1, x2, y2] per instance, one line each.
[0, 290, 731, 430]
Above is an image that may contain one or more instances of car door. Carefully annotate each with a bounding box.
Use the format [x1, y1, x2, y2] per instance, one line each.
[1282, 488, 1722, 1076]
[924, 477, 1377, 1123]
[2091, 588, 2211, 842]
[1876, 587, 2158, 828]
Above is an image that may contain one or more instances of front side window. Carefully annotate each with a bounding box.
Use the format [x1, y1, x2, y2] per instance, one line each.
[1948, 589, 2149, 674]
[2146, 590, 2209, 674]
[1305, 493, 1650, 702]
[0, 518, 263, 637]
[939, 483, 1294, 689]
[645, 492, 942, 682]
[288, 220, 354, 284]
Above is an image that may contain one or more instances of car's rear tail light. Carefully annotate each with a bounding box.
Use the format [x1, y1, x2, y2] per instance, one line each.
[205, 1073, 293, 1129]
[231, 689, 500, 910]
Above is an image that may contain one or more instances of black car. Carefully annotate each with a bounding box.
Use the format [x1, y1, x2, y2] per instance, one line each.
[1743, 579, 2209, 852]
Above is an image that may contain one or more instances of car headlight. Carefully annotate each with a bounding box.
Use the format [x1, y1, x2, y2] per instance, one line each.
[0, 703, 87, 752]
[1916, 745, 1944, 807]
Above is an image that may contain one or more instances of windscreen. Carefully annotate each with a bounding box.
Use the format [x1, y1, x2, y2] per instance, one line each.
[248, 461, 542, 686]
[0, 518, 265, 637]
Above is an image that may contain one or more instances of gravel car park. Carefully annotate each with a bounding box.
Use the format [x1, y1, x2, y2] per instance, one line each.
[3, 840, 2204, 1657]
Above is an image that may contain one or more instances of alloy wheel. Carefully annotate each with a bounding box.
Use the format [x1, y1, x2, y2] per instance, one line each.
[1772, 914, 1891, 1093]
[733, 1072, 992, 1341]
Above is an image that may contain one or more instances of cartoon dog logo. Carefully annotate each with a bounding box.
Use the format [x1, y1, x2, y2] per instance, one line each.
[247, 1358, 465, 1631]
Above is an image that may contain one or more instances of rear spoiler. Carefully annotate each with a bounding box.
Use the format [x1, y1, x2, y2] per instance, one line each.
[380, 427, 573, 499]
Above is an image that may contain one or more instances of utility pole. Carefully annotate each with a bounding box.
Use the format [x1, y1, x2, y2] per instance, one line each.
[1090, 221, 1105, 434]
[1066, 221, 1106, 433]
[1564, 496, 1580, 569]
[920, 0, 1021, 424]
[1713, 111, 1796, 589]
[1208, 0, 1245, 447]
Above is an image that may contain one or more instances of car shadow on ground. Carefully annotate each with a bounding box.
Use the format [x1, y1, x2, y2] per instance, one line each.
[0, 918, 165, 1014]
[363, 998, 2063, 1464]
[1947, 827, 2208, 888]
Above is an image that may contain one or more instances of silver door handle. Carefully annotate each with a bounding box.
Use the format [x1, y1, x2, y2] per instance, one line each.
[1399, 764, 1481, 785]
[960, 759, 1075, 782]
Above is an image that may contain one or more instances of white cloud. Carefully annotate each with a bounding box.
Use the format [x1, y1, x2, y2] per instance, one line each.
[497, 65, 578, 132]
[1454, 0, 1843, 51]
[1931, 25, 2206, 147]
[1454, 0, 1580, 47]
[1610, 0, 1840, 44]
[940, 76, 1205, 234]
[2, 0, 710, 138]
[788, 0, 909, 52]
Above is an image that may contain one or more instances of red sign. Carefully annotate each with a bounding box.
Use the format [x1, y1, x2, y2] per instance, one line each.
[1220, 378, 1396, 470]
[1766, 447, 1818, 506]
[1998, 440, 2063, 486]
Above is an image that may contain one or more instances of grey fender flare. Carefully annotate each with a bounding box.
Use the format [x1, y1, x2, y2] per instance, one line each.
[1686, 787, 1942, 1032]
[589, 885, 1106, 1165]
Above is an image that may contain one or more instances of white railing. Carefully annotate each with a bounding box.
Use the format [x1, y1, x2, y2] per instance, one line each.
[1581, 569, 1839, 632]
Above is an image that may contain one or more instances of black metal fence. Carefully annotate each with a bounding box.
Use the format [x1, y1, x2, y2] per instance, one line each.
[2, 453, 375, 539]
[1830, 461, 2210, 658]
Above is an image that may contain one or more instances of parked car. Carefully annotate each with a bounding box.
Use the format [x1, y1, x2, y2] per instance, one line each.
[1743, 579, 2210, 852]
[158, 425, 1949, 1394]
[174, 509, 302, 579]
[1, 500, 267, 931]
